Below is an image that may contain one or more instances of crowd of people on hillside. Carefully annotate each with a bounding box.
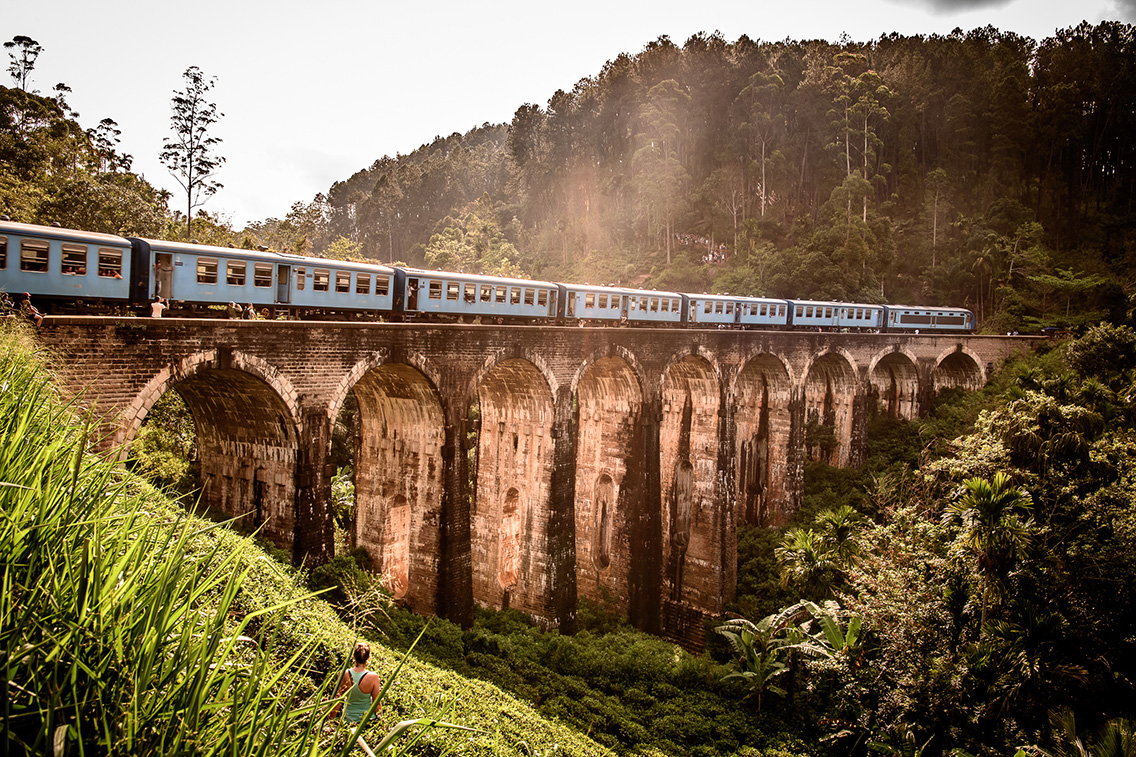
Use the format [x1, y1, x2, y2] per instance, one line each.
[673, 233, 730, 264]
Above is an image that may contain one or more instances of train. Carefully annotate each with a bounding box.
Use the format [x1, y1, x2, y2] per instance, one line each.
[0, 219, 976, 332]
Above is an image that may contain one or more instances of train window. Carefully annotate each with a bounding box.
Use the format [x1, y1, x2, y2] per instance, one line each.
[537, 290, 548, 307]
[496, 286, 506, 303]
[428, 280, 442, 299]
[585, 292, 595, 308]
[20, 239, 48, 272]
[759, 304, 767, 316]
[226, 261, 246, 286]
[98, 248, 122, 278]
[524, 288, 534, 305]
[464, 283, 476, 303]
[446, 282, 459, 300]
[254, 263, 273, 288]
[647, 298, 656, 312]
[480, 285, 491, 302]
[0, 236, 6, 269]
[197, 257, 218, 284]
[795, 305, 803, 318]
[726, 303, 734, 315]
[825, 307, 832, 318]
[639, 296, 647, 310]
[61, 244, 87, 275]
[510, 288, 521, 304]
[335, 271, 351, 293]
[715, 302, 724, 314]
[661, 299, 670, 313]
[703, 301, 711, 314]
[356, 273, 371, 295]
[596, 294, 606, 309]
[295, 267, 306, 291]
[314, 269, 330, 291]
[376, 275, 389, 296]
[805, 307, 813, 317]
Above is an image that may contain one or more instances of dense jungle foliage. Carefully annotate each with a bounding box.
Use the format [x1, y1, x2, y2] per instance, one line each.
[5, 22, 1136, 333]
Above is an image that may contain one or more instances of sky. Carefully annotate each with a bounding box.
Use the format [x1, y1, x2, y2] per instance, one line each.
[4, 0, 1134, 228]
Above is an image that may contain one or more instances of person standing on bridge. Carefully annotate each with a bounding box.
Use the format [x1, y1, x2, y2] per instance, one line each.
[150, 297, 168, 318]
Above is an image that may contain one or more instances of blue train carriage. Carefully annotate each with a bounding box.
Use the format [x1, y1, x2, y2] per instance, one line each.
[686, 294, 791, 328]
[788, 300, 886, 331]
[396, 268, 558, 323]
[559, 284, 635, 324]
[0, 220, 135, 311]
[619, 287, 685, 326]
[736, 297, 792, 328]
[136, 237, 396, 318]
[884, 305, 975, 332]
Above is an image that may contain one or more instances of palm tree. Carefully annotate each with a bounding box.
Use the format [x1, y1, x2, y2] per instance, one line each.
[776, 527, 841, 599]
[945, 472, 1033, 627]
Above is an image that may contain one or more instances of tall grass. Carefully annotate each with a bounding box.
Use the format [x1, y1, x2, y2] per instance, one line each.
[0, 322, 341, 754]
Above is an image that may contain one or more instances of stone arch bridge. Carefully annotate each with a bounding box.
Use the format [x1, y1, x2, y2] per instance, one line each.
[38, 317, 1037, 647]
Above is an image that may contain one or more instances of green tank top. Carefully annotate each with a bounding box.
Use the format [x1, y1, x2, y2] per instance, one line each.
[343, 669, 376, 723]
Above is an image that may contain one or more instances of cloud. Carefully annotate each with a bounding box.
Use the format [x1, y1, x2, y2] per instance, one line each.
[896, 0, 1016, 12]
[1107, 0, 1136, 21]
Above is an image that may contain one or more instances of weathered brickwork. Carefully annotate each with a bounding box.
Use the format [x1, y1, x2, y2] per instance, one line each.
[37, 317, 1039, 648]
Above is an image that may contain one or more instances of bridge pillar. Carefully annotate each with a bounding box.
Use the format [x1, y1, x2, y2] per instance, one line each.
[631, 393, 663, 636]
[547, 388, 579, 634]
[438, 402, 474, 628]
[294, 408, 334, 565]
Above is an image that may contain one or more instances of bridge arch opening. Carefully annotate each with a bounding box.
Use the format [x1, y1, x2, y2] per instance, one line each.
[803, 353, 857, 467]
[471, 358, 555, 620]
[934, 350, 984, 393]
[348, 363, 445, 615]
[660, 355, 721, 612]
[734, 354, 792, 527]
[167, 369, 300, 553]
[870, 352, 920, 420]
[573, 356, 644, 615]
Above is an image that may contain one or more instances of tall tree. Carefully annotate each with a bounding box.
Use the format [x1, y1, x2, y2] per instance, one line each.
[159, 66, 225, 239]
[4, 35, 42, 91]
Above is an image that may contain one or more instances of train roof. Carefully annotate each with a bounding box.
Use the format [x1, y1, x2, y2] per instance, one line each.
[689, 292, 787, 303]
[0, 220, 131, 247]
[886, 304, 974, 313]
[141, 238, 396, 273]
[787, 299, 886, 308]
[397, 267, 556, 289]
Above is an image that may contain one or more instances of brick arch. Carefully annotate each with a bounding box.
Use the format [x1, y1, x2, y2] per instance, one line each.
[657, 345, 724, 398]
[468, 347, 560, 405]
[328, 349, 445, 426]
[569, 344, 649, 399]
[732, 353, 793, 526]
[659, 354, 722, 615]
[123, 350, 303, 554]
[119, 349, 301, 451]
[470, 358, 557, 623]
[868, 348, 920, 420]
[801, 351, 858, 467]
[934, 347, 986, 392]
[349, 361, 446, 616]
[573, 354, 646, 616]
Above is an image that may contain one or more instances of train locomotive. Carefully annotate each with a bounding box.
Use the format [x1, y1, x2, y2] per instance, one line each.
[0, 219, 976, 332]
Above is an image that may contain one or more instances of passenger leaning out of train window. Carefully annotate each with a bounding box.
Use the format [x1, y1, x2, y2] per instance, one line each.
[20, 293, 43, 327]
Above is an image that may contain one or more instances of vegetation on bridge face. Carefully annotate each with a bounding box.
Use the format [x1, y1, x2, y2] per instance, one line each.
[0, 321, 613, 757]
[6, 24, 1136, 333]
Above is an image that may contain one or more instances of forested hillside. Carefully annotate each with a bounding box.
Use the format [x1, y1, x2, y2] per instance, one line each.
[3, 21, 1135, 331]
[308, 22, 1136, 332]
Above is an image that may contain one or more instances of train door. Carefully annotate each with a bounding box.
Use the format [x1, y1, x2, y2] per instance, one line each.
[407, 278, 420, 311]
[276, 265, 291, 304]
[154, 253, 174, 298]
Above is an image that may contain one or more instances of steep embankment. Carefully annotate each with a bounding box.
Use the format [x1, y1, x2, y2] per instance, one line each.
[0, 320, 612, 756]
